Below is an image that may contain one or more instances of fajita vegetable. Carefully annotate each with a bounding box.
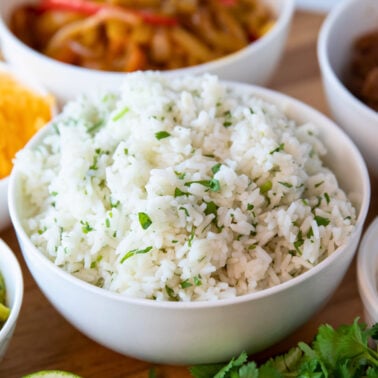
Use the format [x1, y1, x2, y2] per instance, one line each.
[10, 0, 275, 72]
[190, 318, 378, 378]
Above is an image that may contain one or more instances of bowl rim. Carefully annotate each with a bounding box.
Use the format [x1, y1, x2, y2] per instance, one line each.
[8, 82, 371, 310]
[0, 0, 295, 77]
[357, 217, 378, 319]
[317, 0, 378, 120]
[0, 238, 24, 340]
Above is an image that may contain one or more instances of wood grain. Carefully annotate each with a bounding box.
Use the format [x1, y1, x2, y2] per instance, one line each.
[0, 10, 377, 378]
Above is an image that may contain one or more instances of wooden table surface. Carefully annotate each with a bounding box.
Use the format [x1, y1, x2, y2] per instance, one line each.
[1, 9, 377, 378]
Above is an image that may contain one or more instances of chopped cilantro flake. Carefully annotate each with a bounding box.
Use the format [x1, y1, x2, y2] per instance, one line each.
[120, 246, 153, 263]
[315, 216, 330, 226]
[155, 131, 171, 140]
[138, 212, 152, 230]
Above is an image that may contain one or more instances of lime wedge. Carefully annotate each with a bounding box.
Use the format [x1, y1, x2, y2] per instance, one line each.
[22, 371, 82, 378]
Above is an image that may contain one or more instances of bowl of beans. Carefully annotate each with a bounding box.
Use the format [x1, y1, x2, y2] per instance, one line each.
[317, 0, 378, 177]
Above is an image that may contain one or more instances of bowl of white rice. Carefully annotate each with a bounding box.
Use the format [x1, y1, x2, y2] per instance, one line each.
[8, 73, 370, 364]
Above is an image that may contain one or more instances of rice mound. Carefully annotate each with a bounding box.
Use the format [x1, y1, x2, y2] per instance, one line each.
[16, 73, 356, 301]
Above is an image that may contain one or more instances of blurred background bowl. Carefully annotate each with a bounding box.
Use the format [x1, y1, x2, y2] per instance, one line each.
[0, 239, 23, 361]
[317, 0, 378, 178]
[357, 217, 378, 327]
[0, 62, 56, 233]
[8, 82, 370, 365]
[0, 0, 295, 104]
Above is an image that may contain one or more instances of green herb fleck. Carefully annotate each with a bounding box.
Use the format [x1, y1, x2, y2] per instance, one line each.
[174, 188, 190, 197]
[179, 207, 189, 217]
[120, 246, 153, 263]
[80, 220, 94, 234]
[185, 179, 221, 192]
[204, 201, 219, 217]
[138, 212, 152, 230]
[193, 275, 202, 286]
[315, 216, 330, 226]
[165, 285, 178, 301]
[155, 131, 171, 140]
[180, 279, 193, 289]
[260, 180, 272, 194]
[269, 143, 285, 154]
[174, 171, 186, 180]
[112, 107, 129, 121]
[211, 163, 222, 174]
[279, 181, 293, 188]
[324, 192, 330, 204]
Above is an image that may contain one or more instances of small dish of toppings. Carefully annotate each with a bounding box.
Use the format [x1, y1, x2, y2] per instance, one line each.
[0, 273, 10, 330]
[0, 239, 23, 361]
[0, 61, 56, 232]
[357, 217, 378, 327]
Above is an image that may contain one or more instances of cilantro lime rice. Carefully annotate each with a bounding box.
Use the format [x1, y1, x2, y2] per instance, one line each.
[15, 73, 356, 301]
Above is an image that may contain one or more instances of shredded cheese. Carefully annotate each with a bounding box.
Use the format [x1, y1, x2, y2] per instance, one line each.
[0, 72, 54, 179]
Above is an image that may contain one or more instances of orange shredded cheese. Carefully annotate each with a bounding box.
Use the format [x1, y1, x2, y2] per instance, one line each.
[0, 72, 54, 179]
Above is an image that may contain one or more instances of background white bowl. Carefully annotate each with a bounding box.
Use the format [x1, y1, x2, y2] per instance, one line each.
[0, 0, 295, 104]
[0, 239, 23, 361]
[8, 83, 370, 365]
[357, 217, 378, 327]
[317, 0, 378, 178]
[0, 62, 56, 233]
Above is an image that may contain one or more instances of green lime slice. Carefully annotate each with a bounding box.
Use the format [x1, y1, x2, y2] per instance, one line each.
[22, 371, 82, 378]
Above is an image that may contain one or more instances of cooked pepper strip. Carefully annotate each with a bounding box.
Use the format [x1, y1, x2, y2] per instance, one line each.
[39, 0, 178, 26]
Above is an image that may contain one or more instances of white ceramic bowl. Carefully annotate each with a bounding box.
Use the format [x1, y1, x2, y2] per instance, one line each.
[0, 239, 23, 361]
[8, 83, 370, 365]
[0, 62, 56, 232]
[317, 0, 378, 178]
[0, 0, 294, 104]
[357, 217, 378, 327]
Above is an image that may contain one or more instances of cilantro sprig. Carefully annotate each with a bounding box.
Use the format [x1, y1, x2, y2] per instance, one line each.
[189, 319, 378, 378]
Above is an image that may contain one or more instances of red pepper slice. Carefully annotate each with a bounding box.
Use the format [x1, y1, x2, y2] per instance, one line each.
[39, 0, 178, 26]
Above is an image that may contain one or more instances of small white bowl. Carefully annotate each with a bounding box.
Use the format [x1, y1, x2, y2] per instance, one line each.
[0, 0, 295, 104]
[0, 62, 56, 232]
[317, 0, 378, 178]
[0, 239, 23, 361]
[357, 218, 378, 327]
[8, 82, 370, 365]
